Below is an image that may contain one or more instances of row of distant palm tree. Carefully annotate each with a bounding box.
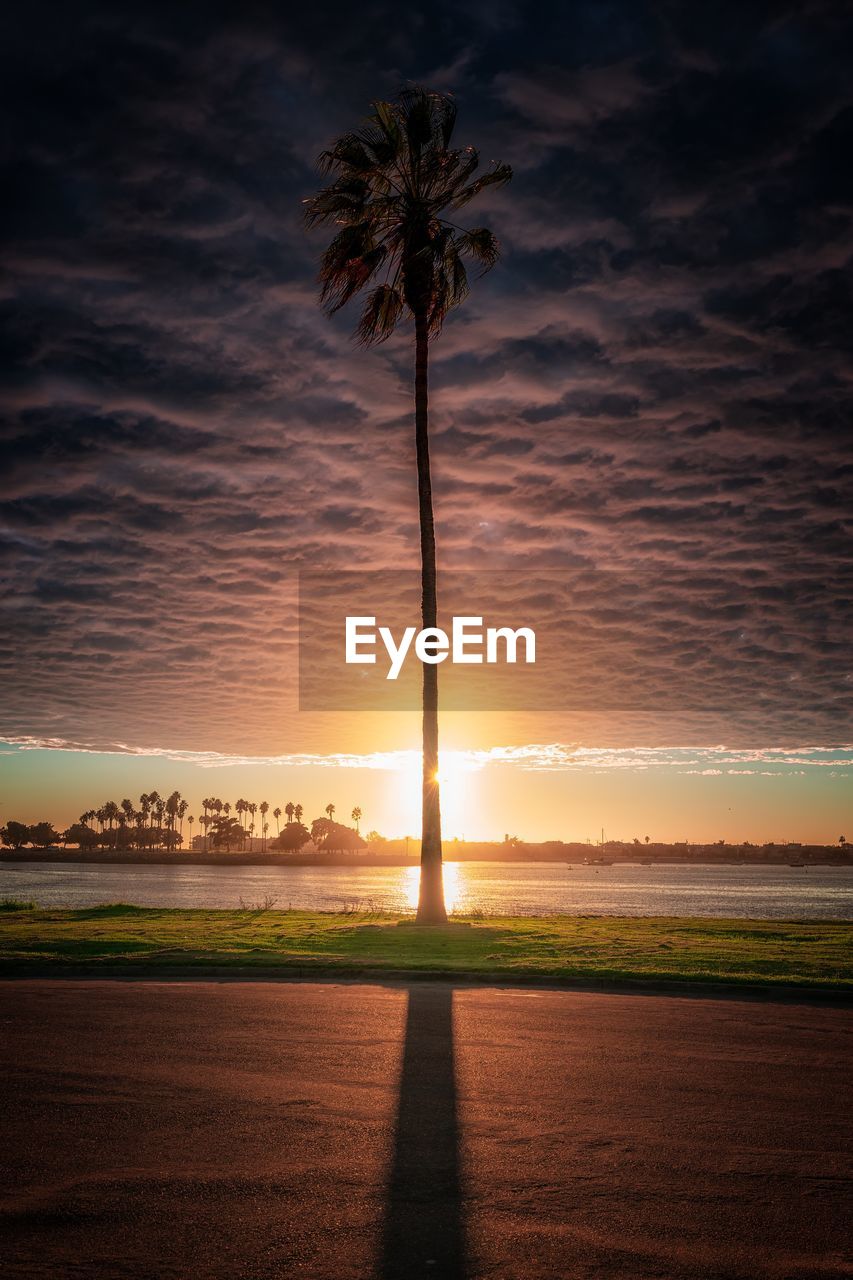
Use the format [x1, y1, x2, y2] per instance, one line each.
[74, 794, 364, 852]
[77, 791, 189, 850]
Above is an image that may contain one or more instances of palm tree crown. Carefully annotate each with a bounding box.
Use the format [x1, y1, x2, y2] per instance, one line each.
[303, 86, 511, 343]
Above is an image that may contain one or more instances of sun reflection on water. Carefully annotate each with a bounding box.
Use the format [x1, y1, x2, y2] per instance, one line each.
[403, 861, 462, 914]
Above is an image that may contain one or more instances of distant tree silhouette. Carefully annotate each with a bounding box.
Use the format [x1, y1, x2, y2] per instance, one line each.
[305, 86, 511, 922]
[1, 821, 29, 849]
[63, 822, 98, 850]
[28, 822, 61, 849]
[352, 806, 362, 833]
[165, 791, 181, 838]
[148, 791, 161, 837]
[209, 815, 245, 852]
[325, 803, 336, 821]
[311, 818, 366, 854]
[271, 821, 311, 853]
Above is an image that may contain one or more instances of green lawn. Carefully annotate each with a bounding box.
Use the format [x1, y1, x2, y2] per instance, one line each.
[0, 903, 850, 990]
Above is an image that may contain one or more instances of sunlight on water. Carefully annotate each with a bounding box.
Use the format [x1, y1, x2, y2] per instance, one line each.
[1, 860, 851, 919]
[404, 861, 461, 913]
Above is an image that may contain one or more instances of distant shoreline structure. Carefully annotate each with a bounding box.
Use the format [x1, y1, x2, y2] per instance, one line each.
[1, 840, 850, 869]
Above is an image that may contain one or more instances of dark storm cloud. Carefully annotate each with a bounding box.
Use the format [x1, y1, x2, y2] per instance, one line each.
[0, 0, 851, 753]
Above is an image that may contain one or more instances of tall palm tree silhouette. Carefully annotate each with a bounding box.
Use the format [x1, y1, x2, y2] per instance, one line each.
[305, 86, 511, 923]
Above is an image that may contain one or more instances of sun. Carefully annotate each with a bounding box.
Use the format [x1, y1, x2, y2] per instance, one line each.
[396, 752, 476, 842]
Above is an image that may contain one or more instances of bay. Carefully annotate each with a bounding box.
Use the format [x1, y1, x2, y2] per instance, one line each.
[1, 860, 851, 920]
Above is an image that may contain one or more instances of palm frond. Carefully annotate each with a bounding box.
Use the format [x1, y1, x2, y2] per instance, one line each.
[318, 134, 373, 175]
[319, 226, 387, 313]
[457, 226, 500, 273]
[450, 163, 513, 210]
[357, 284, 404, 345]
[442, 146, 479, 196]
[444, 239, 470, 305]
[303, 178, 369, 228]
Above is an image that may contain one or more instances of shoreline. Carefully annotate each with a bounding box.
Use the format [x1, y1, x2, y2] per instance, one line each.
[2, 851, 851, 868]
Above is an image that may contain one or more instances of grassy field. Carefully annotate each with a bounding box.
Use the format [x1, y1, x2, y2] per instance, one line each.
[0, 902, 850, 990]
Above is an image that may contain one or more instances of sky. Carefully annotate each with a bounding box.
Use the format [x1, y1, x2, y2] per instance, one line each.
[1, 0, 851, 840]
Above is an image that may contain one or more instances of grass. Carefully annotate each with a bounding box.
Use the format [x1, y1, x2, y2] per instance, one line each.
[0, 905, 849, 991]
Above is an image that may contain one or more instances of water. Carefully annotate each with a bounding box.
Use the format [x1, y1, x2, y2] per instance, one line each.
[1, 860, 851, 919]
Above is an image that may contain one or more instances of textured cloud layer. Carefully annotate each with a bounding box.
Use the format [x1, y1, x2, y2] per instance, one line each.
[1, 1, 851, 754]
[2, 735, 850, 781]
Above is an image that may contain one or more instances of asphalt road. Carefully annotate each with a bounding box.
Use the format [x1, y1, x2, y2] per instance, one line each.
[0, 981, 850, 1279]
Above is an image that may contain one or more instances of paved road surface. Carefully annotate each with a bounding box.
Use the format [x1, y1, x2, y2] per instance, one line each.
[0, 981, 850, 1279]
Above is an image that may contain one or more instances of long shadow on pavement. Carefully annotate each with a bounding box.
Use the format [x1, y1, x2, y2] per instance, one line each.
[381, 984, 466, 1279]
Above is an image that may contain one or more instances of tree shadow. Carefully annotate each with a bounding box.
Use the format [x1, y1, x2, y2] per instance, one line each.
[381, 984, 466, 1279]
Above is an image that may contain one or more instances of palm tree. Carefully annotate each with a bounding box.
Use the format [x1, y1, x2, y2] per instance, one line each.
[188, 815, 195, 848]
[325, 803, 336, 821]
[305, 87, 511, 922]
[147, 791, 160, 825]
[294, 803, 304, 825]
[274, 806, 282, 836]
[285, 801, 294, 825]
[352, 806, 362, 834]
[260, 801, 269, 851]
[165, 790, 181, 837]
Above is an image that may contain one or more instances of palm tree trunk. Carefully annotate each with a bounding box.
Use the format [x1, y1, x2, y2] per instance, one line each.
[414, 312, 447, 924]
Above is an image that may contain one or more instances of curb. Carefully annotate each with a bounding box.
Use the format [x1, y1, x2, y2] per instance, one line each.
[0, 964, 849, 1004]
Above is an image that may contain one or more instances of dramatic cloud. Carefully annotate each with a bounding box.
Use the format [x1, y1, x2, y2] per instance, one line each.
[3, 735, 850, 780]
[1, 0, 851, 756]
